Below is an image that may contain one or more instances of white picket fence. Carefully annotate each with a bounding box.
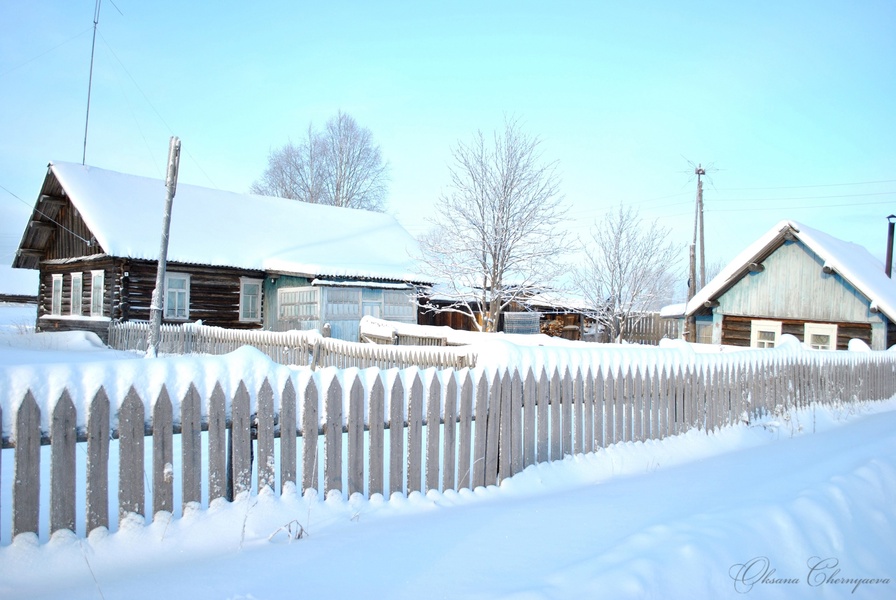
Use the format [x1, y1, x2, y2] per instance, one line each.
[108, 320, 477, 369]
[2, 349, 895, 543]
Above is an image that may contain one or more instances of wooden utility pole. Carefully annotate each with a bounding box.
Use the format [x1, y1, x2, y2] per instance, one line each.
[82, 0, 102, 165]
[695, 164, 706, 289]
[147, 137, 181, 358]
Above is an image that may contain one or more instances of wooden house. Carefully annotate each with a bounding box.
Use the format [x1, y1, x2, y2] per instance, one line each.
[12, 162, 428, 342]
[683, 220, 896, 350]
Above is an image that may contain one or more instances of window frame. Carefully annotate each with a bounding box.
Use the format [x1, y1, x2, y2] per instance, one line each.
[804, 322, 837, 351]
[70, 272, 83, 316]
[239, 277, 263, 323]
[90, 270, 105, 317]
[750, 319, 782, 348]
[164, 272, 190, 321]
[51, 274, 63, 316]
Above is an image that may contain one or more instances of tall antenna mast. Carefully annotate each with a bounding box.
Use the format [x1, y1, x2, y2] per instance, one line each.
[82, 0, 102, 165]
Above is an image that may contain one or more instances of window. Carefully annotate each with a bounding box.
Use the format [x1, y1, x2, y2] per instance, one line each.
[325, 288, 362, 319]
[804, 323, 837, 350]
[90, 270, 105, 317]
[70, 273, 83, 315]
[278, 287, 319, 321]
[51, 274, 63, 315]
[240, 278, 262, 322]
[164, 273, 190, 320]
[383, 290, 416, 322]
[750, 319, 781, 348]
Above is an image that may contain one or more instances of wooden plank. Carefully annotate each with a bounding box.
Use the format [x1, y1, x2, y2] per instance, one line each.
[180, 384, 201, 508]
[407, 373, 423, 493]
[152, 386, 174, 516]
[302, 378, 320, 493]
[13, 391, 40, 537]
[388, 376, 405, 495]
[86, 387, 110, 533]
[231, 381, 252, 498]
[472, 371, 488, 488]
[256, 379, 276, 492]
[457, 372, 474, 489]
[615, 368, 625, 444]
[634, 367, 644, 443]
[582, 367, 594, 454]
[347, 375, 364, 496]
[595, 368, 606, 450]
[483, 372, 501, 486]
[536, 367, 549, 462]
[522, 369, 536, 467]
[119, 387, 145, 521]
[369, 376, 385, 497]
[647, 367, 658, 440]
[208, 382, 227, 502]
[324, 377, 343, 496]
[497, 371, 512, 480]
[425, 373, 442, 492]
[279, 378, 297, 493]
[50, 389, 77, 534]
[442, 374, 458, 491]
[549, 369, 561, 460]
[561, 369, 573, 456]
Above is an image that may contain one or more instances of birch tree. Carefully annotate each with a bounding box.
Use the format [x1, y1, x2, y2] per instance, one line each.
[419, 119, 570, 332]
[251, 111, 388, 212]
[574, 205, 681, 342]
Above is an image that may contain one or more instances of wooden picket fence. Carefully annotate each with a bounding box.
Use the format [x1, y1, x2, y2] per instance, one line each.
[108, 320, 477, 369]
[2, 350, 895, 543]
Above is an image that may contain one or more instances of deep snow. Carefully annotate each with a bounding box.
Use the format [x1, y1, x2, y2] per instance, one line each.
[0, 304, 894, 599]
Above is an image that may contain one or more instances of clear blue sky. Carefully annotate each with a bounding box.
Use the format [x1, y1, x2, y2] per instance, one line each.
[2, 1, 894, 295]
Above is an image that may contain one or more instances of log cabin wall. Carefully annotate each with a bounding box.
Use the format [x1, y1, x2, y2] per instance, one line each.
[121, 260, 266, 330]
[721, 315, 871, 350]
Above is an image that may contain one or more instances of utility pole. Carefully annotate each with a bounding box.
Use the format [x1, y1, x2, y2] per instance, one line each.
[695, 164, 706, 289]
[147, 136, 181, 358]
[82, 0, 102, 165]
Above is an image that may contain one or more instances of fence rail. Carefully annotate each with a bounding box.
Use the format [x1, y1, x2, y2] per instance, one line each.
[2, 347, 895, 544]
[108, 320, 477, 370]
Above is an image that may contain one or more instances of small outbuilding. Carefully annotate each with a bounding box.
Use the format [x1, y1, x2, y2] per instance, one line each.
[682, 220, 896, 350]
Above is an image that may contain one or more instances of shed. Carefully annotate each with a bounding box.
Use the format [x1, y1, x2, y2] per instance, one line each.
[684, 220, 896, 350]
[13, 162, 429, 342]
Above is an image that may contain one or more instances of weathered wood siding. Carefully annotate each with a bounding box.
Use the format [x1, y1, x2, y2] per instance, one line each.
[121, 259, 265, 330]
[718, 240, 880, 324]
[721, 315, 871, 349]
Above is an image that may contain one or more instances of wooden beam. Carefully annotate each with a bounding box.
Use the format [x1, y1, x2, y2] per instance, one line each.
[38, 194, 66, 208]
[703, 300, 720, 308]
[747, 262, 764, 273]
[17, 248, 43, 257]
[28, 220, 55, 233]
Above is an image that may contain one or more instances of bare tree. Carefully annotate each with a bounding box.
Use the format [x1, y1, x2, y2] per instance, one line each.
[573, 205, 682, 343]
[251, 111, 388, 212]
[418, 119, 570, 332]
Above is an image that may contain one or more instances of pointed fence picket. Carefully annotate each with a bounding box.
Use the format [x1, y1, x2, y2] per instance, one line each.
[3, 351, 896, 544]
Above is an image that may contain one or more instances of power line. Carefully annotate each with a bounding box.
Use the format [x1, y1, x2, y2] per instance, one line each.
[0, 182, 92, 245]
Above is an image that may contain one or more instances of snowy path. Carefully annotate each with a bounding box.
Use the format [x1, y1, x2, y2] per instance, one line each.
[2, 400, 894, 599]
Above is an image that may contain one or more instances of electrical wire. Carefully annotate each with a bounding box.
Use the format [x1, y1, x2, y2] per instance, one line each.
[0, 183, 92, 246]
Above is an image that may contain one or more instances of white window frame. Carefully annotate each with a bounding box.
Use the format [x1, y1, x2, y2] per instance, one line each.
[51, 274, 63, 316]
[750, 319, 782, 348]
[277, 286, 319, 322]
[804, 322, 837, 351]
[70, 272, 83, 316]
[164, 272, 190, 321]
[239, 277, 263, 323]
[90, 270, 105, 317]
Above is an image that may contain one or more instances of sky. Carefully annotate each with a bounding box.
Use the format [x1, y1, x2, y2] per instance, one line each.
[2, 1, 895, 296]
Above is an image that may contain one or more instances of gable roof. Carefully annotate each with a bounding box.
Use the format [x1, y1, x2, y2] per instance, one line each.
[15, 161, 428, 283]
[686, 219, 896, 322]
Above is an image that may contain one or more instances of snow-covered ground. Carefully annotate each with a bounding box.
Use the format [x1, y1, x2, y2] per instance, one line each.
[0, 304, 894, 599]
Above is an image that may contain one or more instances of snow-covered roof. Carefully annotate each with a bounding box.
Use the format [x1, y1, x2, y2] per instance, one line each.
[33, 161, 428, 282]
[686, 219, 896, 321]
